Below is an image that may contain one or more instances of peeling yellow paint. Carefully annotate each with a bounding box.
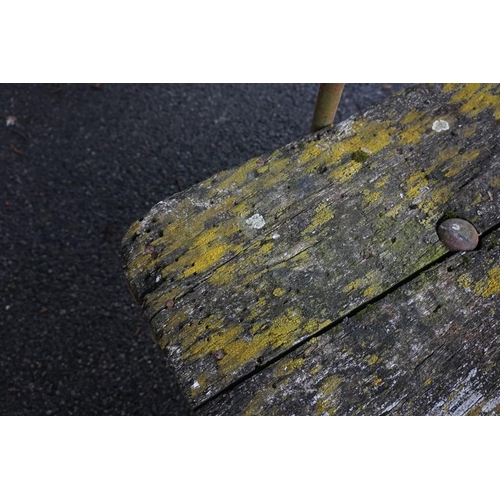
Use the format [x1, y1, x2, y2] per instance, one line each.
[366, 354, 379, 365]
[272, 287, 286, 297]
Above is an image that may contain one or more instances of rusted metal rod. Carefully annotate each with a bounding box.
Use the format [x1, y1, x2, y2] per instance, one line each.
[311, 83, 345, 132]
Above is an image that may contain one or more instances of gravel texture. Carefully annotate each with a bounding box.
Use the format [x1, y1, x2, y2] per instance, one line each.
[0, 83, 408, 415]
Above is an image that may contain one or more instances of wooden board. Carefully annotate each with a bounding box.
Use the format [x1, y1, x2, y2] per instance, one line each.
[199, 229, 500, 415]
[122, 83, 500, 409]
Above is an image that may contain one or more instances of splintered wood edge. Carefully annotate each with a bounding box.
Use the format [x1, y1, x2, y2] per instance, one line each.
[122, 83, 500, 407]
[199, 229, 500, 415]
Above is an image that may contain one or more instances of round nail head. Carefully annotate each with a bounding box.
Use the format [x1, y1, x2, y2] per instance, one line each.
[437, 218, 478, 251]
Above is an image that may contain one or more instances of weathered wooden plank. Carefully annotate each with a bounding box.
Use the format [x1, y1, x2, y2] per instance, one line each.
[199, 229, 500, 415]
[122, 83, 500, 407]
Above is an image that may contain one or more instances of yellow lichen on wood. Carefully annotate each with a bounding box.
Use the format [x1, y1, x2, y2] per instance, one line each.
[273, 358, 306, 379]
[490, 177, 500, 188]
[314, 375, 343, 415]
[182, 242, 236, 278]
[343, 278, 362, 293]
[418, 185, 454, 219]
[198, 308, 309, 382]
[302, 202, 335, 235]
[473, 268, 500, 298]
[324, 119, 395, 182]
[385, 204, 404, 218]
[361, 189, 382, 206]
[449, 83, 482, 103]
[401, 109, 426, 125]
[444, 149, 481, 178]
[267, 309, 304, 347]
[363, 284, 382, 298]
[398, 109, 435, 145]
[460, 122, 478, 139]
[443, 83, 462, 93]
[305, 317, 330, 333]
[188, 373, 209, 398]
[447, 83, 500, 120]
[457, 273, 473, 289]
[375, 174, 390, 189]
[406, 171, 430, 199]
[176, 316, 228, 359]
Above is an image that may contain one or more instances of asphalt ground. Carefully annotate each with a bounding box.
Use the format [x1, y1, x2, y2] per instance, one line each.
[1, 83, 408, 415]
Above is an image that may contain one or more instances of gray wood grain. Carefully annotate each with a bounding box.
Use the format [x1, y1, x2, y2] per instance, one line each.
[200, 229, 500, 415]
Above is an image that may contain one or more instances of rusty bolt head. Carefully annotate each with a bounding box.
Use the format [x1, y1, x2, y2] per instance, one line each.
[437, 218, 479, 251]
[213, 349, 226, 360]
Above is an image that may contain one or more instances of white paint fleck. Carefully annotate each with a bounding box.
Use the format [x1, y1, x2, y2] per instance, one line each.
[336, 117, 355, 136]
[155, 275, 161, 283]
[451, 223, 460, 231]
[399, 193, 404, 198]
[432, 119, 449, 132]
[245, 213, 266, 229]
[272, 233, 280, 239]
[191, 380, 200, 389]
[5, 305, 11, 310]
[6, 116, 17, 126]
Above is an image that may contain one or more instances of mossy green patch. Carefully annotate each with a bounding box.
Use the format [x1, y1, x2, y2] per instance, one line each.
[352, 149, 371, 163]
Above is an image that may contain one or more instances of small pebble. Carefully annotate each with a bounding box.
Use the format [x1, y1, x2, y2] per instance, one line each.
[6, 116, 17, 126]
[436, 218, 478, 251]
[166, 300, 175, 309]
